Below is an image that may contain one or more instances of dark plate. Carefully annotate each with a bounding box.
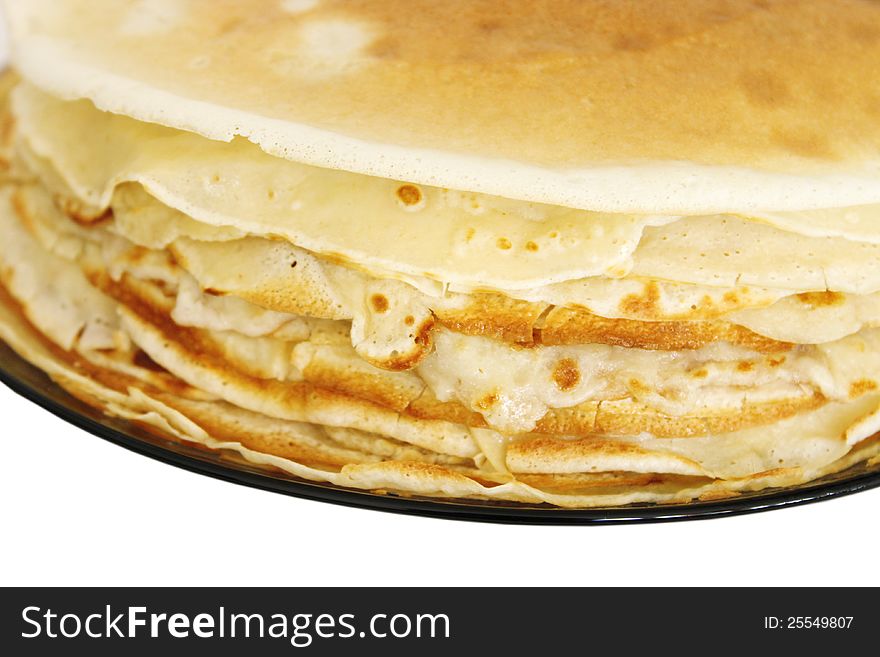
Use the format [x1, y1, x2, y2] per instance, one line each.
[2, 340, 880, 525]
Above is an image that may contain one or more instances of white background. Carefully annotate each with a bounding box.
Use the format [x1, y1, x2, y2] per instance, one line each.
[3, 388, 879, 587]
[1, 23, 878, 589]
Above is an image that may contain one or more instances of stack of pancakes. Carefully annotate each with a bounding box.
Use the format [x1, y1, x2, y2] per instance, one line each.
[2, 0, 880, 506]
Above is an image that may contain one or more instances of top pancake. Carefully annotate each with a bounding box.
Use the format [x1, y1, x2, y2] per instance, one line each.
[7, 0, 880, 213]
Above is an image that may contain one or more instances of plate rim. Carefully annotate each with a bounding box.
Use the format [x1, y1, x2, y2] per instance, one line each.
[3, 342, 880, 526]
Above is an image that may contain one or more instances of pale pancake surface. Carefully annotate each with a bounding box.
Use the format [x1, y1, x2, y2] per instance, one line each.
[7, 0, 880, 212]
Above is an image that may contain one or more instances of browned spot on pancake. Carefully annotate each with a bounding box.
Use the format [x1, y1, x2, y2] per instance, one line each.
[553, 358, 581, 392]
[413, 316, 434, 346]
[396, 184, 422, 206]
[404, 315, 415, 326]
[767, 355, 786, 367]
[795, 291, 845, 307]
[849, 379, 878, 398]
[552, 358, 581, 392]
[525, 241, 539, 252]
[618, 281, 661, 317]
[739, 69, 791, 108]
[723, 291, 739, 305]
[475, 391, 499, 411]
[690, 368, 708, 379]
[370, 294, 389, 313]
[496, 237, 512, 250]
[737, 361, 754, 372]
[372, 314, 437, 372]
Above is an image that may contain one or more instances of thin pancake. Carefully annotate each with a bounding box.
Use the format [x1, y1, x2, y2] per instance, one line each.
[3, 278, 879, 507]
[9, 1, 880, 213]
